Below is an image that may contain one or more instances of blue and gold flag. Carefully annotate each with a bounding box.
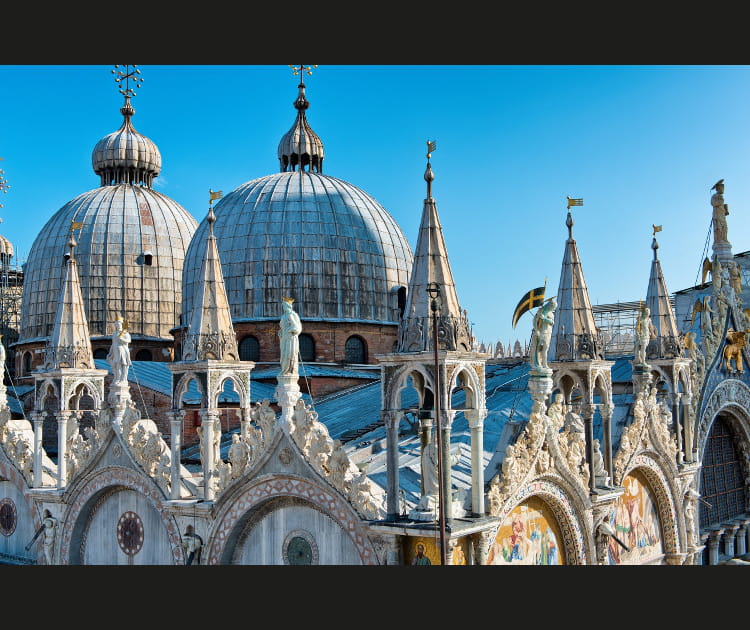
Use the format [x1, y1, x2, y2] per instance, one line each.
[512, 286, 546, 328]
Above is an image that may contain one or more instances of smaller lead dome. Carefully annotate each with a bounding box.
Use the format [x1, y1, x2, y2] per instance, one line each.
[91, 96, 162, 187]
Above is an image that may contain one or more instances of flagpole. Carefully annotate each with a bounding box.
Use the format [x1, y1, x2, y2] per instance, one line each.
[427, 281, 448, 565]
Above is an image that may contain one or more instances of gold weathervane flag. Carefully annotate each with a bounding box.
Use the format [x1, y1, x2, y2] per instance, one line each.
[512, 286, 546, 328]
[70, 221, 84, 231]
[427, 140, 437, 154]
[566, 196, 583, 209]
[209, 189, 223, 201]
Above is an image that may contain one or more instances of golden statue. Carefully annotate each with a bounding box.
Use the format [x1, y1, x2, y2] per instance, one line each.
[722, 328, 748, 373]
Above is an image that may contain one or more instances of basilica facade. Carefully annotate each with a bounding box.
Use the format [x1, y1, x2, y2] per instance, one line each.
[0, 67, 748, 565]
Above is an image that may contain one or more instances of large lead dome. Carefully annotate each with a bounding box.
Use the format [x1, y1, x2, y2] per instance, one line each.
[182, 172, 413, 323]
[181, 75, 412, 327]
[19, 87, 198, 348]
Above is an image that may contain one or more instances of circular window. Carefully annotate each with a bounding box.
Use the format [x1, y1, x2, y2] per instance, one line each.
[0, 498, 17, 536]
[117, 511, 144, 556]
[282, 529, 318, 565]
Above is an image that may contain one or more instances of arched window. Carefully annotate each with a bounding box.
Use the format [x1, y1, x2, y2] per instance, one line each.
[397, 286, 407, 319]
[135, 349, 152, 361]
[93, 348, 108, 359]
[299, 333, 315, 363]
[699, 415, 747, 531]
[344, 335, 367, 364]
[238, 335, 260, 362]
[22, 352, 32, 375]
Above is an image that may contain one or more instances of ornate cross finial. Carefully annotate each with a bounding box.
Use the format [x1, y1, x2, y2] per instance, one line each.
[426, 140, 437, 161]
[0, 158, 9, 209]
[289, 64, 318, 78]
[112, 65, 143, 98]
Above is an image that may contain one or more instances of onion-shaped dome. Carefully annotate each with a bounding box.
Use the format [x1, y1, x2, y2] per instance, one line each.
[92, 97, 162, 187]
[19, 93, 197, 345]
[181, 171, 413, 325]
[277, 78, 324, 173]
[0, 234, 13, 258]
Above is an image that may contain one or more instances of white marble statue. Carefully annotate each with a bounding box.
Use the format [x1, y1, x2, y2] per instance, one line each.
[634, 304, 651, 365]
[420, 437, 439, 501]
[593, 438, 610, 488]
[42, 513, 57, 565]
[711, 179, 729, 244]
[107, 317, 132, 383]
[228, 433, 248, 480]
[547, 393, 565, 431]
[530, 297, 556, 371]
[279, 297, 302, 375]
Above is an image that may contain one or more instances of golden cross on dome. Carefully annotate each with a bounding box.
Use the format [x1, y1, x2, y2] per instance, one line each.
[112, 65, 143, 98]
[289, 65, 318, 81]
[0, 158, 9, 209]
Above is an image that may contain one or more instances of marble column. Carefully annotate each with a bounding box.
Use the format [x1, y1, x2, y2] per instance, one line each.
[733, 519, 748, 556]
[707, 527, 724, 565]
[56, 411, 71, 489]
[441, 409, 454, 521]
[385, 534, 401, 565]
[472, 530, 491, 566]
[671, 392, 684, 464]
[382, 410, 401, 520]
[167, 409, 184, 500]
[445, 539, 455, 566]
[723, 523, 740, 559]
[199, 409, 220, 500]
[583, 404, 596, 493]
[601, 402, 614, 481]
[32, 412, 44, 488]
[465, 408, 486, 517]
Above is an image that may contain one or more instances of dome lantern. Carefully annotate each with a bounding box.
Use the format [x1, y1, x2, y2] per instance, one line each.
[91, 65, 162, 187]
[277, 65, 324, 173]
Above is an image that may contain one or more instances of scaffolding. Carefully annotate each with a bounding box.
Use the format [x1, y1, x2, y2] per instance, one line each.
[0, 248, 23, 382]
[592, 298, 674, 358]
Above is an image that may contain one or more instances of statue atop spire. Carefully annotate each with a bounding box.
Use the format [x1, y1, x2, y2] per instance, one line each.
[711, 178, 732, 264]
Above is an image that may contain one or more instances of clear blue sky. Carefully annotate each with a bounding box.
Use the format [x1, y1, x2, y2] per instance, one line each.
[2, 65, 750, 348]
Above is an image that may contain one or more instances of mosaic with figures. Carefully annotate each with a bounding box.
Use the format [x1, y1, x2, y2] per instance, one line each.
[487, 496, 564, 565]
[607, 469, 663, 564]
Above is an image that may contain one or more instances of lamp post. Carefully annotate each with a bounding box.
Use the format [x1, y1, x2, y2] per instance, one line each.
[427, 281, 448, 564]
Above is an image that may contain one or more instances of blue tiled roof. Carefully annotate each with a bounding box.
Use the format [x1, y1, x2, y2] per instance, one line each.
[93, 360, 309, 405]
[251, 364, 380, 381]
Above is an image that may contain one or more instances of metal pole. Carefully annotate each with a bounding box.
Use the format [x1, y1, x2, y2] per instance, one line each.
[431, 295, 448, 564]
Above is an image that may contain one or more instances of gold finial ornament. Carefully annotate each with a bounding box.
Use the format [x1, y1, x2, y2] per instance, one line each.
[652, 224, 662, 235]
[426, 140, 437, 159]
[209, 189, 223, 204]
[566, 195, 583, 210]
[112, 65, 143, 98]
[282, 296, 295, 304]
[289, 64, 318, 77]
[0, 158, 9, 209]
[70, 220, 84, 232]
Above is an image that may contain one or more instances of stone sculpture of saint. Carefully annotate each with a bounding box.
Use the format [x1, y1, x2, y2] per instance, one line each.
[278, 297, 302, 375]
[711, 179, 729, 244]
[530, 297, 557, 371]
[421, 438, 439, 499]
[634, 304, 651, 365]
[107, 317, 132, 384]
